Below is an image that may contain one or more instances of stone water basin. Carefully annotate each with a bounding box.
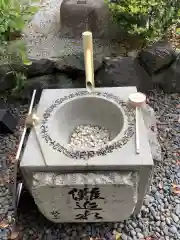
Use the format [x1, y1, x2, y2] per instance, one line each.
[20, 87, 153, 222]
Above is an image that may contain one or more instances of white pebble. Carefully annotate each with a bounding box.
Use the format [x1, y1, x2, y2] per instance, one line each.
[69, 124, 110, 149]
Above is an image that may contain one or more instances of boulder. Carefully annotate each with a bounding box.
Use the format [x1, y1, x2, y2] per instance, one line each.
[55, 73, 85, 88]
[95, 56, 152, 92]
[0, 65, 16, 92]
[26, 59, 55, 77]
[30, 9, 60, 35]
[60, 0, 122, 40]
[0, 59, 55, 94]
[151, 69, 168, 85]
[54, 53, 103, 74]
[16, 74, 82, 102]
[138, 41, 176, 75]
[161, 54, 180, 93]
[11, 59, 55, 78]
[16, 75, 53, 103]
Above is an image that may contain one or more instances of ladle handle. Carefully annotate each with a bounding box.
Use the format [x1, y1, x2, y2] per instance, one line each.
[135, 107, 140, 154]
[82, 31, 94, 92]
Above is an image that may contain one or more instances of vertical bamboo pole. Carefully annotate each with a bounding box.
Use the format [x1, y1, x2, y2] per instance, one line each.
[82, 31, 95, 92]
[12, 90, 37, 234]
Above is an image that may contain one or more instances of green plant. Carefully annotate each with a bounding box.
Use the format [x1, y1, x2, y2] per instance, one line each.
[176, 28, 180, 35]
[106, 0, 180, 46]
[0, 0, 38, 65]
[3, 64, 28, 94]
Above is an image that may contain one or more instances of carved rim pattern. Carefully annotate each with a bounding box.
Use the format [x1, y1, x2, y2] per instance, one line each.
[39, 91, 135, 160]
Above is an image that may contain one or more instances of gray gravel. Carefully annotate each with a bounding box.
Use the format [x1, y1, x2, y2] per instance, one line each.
[0, 90, 180, 239]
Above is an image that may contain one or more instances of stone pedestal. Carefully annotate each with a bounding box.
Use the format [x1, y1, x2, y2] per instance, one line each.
[20, 87, 154, 222]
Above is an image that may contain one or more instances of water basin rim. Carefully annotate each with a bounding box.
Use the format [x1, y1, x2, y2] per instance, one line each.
[47, 95, 129, 152]
[37, 91, 135, 158]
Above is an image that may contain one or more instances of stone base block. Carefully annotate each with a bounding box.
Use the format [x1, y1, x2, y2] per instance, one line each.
[31, 171, 138, 222]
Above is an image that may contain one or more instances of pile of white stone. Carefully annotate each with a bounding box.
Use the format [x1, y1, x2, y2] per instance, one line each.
[69, 124, 110, 148]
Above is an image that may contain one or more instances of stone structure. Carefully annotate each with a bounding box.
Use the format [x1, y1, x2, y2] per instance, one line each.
[60, 0, 122, 40]
[20, 87, 154, 222]
[0, 0, 180, 97]
[22, 0, 124, 62]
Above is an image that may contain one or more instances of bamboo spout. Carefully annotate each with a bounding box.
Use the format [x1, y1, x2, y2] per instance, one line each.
[82, 31, 95, 92]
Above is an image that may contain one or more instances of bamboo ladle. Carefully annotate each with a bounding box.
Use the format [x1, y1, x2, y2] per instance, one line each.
[82, 31, 95, 92]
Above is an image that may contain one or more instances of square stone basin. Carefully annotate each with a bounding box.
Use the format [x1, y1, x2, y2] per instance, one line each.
[21, 87, 153, 171]
[20, 87, 153, 222]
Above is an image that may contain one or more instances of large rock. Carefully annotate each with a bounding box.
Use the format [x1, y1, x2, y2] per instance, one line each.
[14, 59, 55, 77]
[17, 74, 80, 102]
[55, 73, 84, 88]
[15, 73, 84, 103]
[161, 54, 180, 93]
[26, 59, 55, 77]
[139, 41, 176, 75]
[30, 9, 60, 35]
[151, 69, 168, 85]
[17, 75, 53, 103]
[95, 56, 152, 92]
[0, 65, 16, 92]
[54, 53, 103, 73]
[0, 59, 55, 93]
[60, 0, 122, 40]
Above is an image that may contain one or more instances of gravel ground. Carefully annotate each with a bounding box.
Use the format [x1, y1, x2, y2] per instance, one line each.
[0, 89, 180, 240]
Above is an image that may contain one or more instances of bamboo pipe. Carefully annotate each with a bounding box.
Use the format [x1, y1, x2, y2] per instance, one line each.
[82, 31, 95, 92]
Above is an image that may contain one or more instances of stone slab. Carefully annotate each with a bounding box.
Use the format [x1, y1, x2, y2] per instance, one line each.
[20, 87, 153, 171]
[31, 171, 138, 222]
